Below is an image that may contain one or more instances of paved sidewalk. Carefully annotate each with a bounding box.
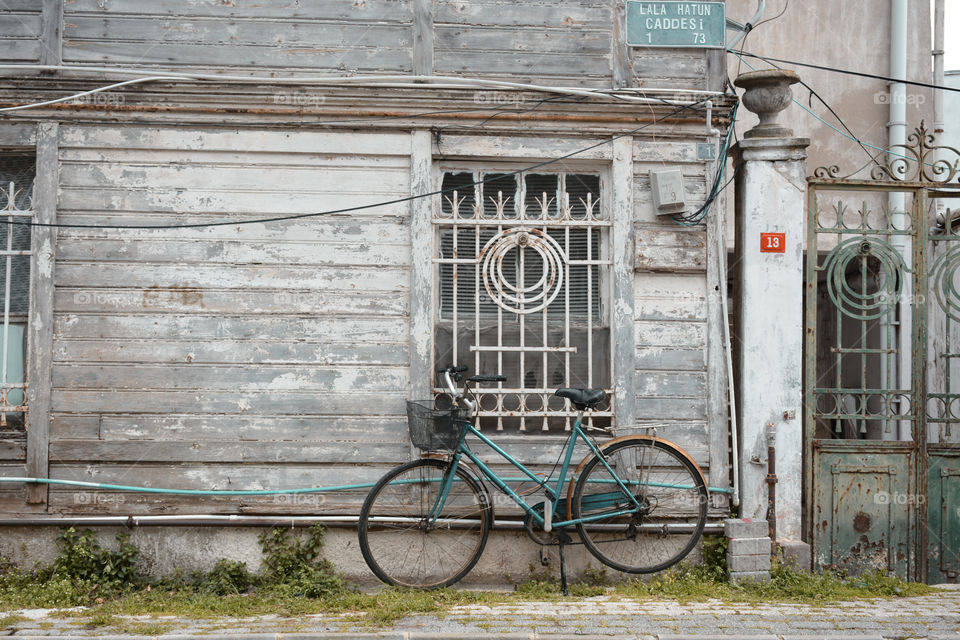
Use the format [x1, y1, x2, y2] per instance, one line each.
[2, 586, 960, 639]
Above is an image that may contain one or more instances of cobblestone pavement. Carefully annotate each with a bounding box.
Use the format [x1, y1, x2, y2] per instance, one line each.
[2, 586, 959, 639]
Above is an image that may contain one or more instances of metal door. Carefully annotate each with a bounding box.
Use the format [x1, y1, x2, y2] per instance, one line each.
[805, 124, 960, 582]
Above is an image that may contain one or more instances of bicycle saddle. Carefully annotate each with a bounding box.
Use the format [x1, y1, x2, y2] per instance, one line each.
[554, 388, 606, 410]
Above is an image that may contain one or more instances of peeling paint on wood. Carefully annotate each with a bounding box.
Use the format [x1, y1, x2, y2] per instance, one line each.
[26, 122, 58, 504]
[0, 1, 731, 518]
[635, 226, 707, 273]
[0, 3, 42, 63]
[612, 137, 636, 430]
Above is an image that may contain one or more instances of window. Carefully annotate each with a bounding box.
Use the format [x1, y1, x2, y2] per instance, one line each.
[434, 170, 612, 432]
[0, 155, 35, 430]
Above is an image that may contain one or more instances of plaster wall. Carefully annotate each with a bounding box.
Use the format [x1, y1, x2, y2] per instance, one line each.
[725, 0, 935, 246]
[0, 526, 702, 587]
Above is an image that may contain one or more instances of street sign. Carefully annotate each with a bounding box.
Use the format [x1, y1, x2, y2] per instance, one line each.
[626, 1, 726, 49]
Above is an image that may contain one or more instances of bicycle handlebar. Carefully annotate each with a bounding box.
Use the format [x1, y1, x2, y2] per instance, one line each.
[467, 375, 508, 383]
[438, 366, 507, 414]
[437, 365, 468, 374]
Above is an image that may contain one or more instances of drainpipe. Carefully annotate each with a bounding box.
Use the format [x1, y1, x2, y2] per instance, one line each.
[932, 0, 946, 445]
[934, 0, 945, 137]
[889, 0, 912, 442]
[0, 514, 726, 534]
[726, 0, 765, 49]
[765, 422, 777, 554]
[719, 225, 740, 508]
[933, 0, 945, 222]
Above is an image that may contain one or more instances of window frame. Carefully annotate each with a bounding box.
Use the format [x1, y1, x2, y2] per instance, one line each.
[0, 153, 37, 431]
[430, 162, 615, 433]
[0, 122, 59, 505]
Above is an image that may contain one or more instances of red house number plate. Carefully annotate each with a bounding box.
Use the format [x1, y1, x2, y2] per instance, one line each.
[760, 232, 786, 253]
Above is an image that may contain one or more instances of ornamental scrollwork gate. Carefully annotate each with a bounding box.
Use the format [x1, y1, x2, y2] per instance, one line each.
[805, 123, 960, 582]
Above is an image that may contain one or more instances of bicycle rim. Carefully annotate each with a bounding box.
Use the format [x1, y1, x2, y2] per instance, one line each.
[572, 437, 708, 573]
[358, 459, 491, 588]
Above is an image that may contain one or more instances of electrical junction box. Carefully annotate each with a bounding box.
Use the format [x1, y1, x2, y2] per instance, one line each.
[649, 168, 686, 215]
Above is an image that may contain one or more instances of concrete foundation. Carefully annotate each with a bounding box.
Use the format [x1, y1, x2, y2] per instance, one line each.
[725, 518, 772, 583]
[0, 526, 705, 587]
[778, 539, 812, 571]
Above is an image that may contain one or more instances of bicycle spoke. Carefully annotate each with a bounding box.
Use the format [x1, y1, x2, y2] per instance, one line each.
[359, 459, 491, 588]
[573, 437, 708, 574]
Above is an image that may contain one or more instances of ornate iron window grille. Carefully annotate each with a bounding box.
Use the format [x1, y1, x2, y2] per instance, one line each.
[433, 170, 613, 433]
[0, 155, 35, 430]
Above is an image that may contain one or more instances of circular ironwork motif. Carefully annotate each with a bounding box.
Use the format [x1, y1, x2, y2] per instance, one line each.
[931, 246, 960, 322]
[480, 227, 567, 315]
[822, 237, 906, 320]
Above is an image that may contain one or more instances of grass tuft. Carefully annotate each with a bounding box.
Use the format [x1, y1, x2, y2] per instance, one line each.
[0, 528, 938, 630]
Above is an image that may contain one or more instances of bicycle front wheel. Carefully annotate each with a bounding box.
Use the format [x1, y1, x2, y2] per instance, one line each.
[358, 458, 492, 588]
[572, 436, 708, 574]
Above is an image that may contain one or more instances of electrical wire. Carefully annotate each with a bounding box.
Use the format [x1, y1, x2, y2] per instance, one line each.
[734, 50, 960, 94]
[0, 66, 725, 114]
[728, 50, 921, 170]
[673, 99, 740, 226]
[0, 76, 189, 113]
[0, 93, 577, 133]
[433, 94, 574, 138]
[796, 77, 882, 170]
[0, 64, 728, 97]
[2, 98, 717, 231]
[730, 50, 880, 170]
[751, 0, 789, 31]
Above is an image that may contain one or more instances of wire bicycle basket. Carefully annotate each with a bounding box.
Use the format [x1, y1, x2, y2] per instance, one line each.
[406, 401, 470, 453]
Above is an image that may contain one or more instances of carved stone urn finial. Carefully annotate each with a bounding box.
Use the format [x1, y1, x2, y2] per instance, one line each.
[734, 69, 801, 139]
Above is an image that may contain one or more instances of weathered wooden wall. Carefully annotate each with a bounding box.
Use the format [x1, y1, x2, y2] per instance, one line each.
[0, 1, 43, 63]
[631, 140, 714, 483]
[432, 1, 615, 87]
[0, 0, 731, 516]
[55, 131, 709, 515]
[45, 125, 414, 513]
[61, 1, 415, 74]
[0, 0, 720, 91]
[0, 118, 727, 516]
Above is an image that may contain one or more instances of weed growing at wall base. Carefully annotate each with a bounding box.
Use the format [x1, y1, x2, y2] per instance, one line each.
[54, 528, 139, 593]
[0, 524, 351, 609]
[0, 528, 938, 631]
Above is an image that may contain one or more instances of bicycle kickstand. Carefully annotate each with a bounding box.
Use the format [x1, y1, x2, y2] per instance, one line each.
[557, 537, 569, 596]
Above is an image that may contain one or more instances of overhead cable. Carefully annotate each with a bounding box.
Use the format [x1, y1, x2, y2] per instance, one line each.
[733, 50, 960, 94]
[3, 98, 718, 231]
[0, 65, 725, 113]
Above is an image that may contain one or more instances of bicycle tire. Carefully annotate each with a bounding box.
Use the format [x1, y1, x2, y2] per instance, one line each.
[572, 436, 708, 574]
[358, 458, 492, 589]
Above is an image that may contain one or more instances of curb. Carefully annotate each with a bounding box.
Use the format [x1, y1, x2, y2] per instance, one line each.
[6, 634, 942, 640]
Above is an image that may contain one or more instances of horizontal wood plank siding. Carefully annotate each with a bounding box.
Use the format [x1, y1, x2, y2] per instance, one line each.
[2, 120, 727, 517]
[630, 130, 713, 474]
[0, 2, 42, 63]
[635, 226, 707, 273]
[50, 124, 415, 513]
[628, 51, 709, 90]
[1, 0, 717, 91]
[433, 0, 614, 87]
[61, 1, 414, 74]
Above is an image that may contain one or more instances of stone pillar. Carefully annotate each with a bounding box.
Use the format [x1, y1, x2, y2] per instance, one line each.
[733, 70, 810, 564]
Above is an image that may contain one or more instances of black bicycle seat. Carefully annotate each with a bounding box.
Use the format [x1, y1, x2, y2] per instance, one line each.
[554, 388, 606, 410]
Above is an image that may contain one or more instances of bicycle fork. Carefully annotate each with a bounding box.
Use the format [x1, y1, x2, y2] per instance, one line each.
[425, 454, 463, 526]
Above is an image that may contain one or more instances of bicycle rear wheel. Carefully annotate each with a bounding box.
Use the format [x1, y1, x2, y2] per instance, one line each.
[572, 436, 708, 573]
[358, 458, 492, 588]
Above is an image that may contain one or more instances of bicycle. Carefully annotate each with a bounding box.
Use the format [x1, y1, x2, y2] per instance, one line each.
[358, 365, 709, 591]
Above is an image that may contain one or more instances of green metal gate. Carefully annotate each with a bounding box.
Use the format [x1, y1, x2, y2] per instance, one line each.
[805, 124, 960, 583]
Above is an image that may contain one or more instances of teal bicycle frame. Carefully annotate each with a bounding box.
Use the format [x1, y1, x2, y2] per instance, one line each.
[428, 413, 643, 530]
